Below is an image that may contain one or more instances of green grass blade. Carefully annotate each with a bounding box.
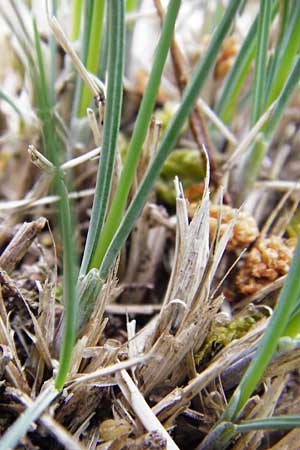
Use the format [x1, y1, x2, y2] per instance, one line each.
[88, 0, 181, 271]
[77, 269, 103, 331]
[250, 0, 272, 125]
[49, 0, 58, 105]
[98, 0, 242, 279]
[237, 135, 267, 204]
[217, 36, 255, 123]
[264, 55, 300, 139]
[33, 18, 57, 162]
[238, 55, 300, 202]
[216, 0, 278, 123]
[198, 414, 300, 450]
[0, 89, 24, 121]
[0, 385, 58, 450]
[72, 0, 94, 117]
[196, 422, 237, 450]
[126, 0, 139, 12]
[283, 310, 300, 338]
[72, 0, 83, 40]
[266, 3, 300, 107]
[124, 0, 142, 76]
[236, 415, 300, 432]
[78, 0, 105, 116]
[80, 0, 125, 275]
[54, 173, 78, 389]
[33, 20, 78, 388]
[264, 0, 290, 99]
[222, 240, 300, 421]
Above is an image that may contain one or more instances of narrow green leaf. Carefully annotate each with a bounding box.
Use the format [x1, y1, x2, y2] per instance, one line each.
[78, 0, 105, 116]
[238, 55, 300, 202]
[80, 0, 125, 275]
[72, 0, 94, 117]
[266, 2, 300, 107]
[33, 18, 57, 162]
[0, 89, 24, 121]
[216, 1, 278, 123]
[88, 0, 181, 271]
[222, 240, 300, 421]
[0, 385, 58, 450]
[54, 173, 78, 390]
[33, 19, 78, 389]
[49, 0, 58, 105]
[264, 0, 290, 99]
[251, 0, 272, 124]
[72, 0, 83, 40]
[99, 0, 242, 279]
[264, 55, 300, 139]
[236, 415, 300, 432]
[196, 422, 237, 450]
[282, 307, 300, 338]
[126, 0, 139, 12]
[198, 414, 300, 449]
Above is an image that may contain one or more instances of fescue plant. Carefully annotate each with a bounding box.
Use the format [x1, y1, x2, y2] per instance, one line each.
[0, 1, 300, 449]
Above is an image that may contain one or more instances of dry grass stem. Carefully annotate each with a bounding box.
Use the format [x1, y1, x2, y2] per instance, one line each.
[117, 368, 179, 450]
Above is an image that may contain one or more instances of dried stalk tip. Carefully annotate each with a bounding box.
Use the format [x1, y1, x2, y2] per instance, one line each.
[189, 204, 259, 251]
[236, 236, 296, 295]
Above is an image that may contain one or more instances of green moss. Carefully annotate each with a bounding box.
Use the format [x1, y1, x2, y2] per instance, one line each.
[157, 148, 205, 205]
[195, 310, 264, 367]
[287, 210, 300, 238]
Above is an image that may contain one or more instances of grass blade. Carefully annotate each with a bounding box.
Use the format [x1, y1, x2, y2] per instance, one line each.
[80, 0, 125, 275]
[216, 0, 278, 123]
[264, 0, 290, 99]
[72, 0, 83, 40]
[0, 89, 24, 122]
[88, 0, 181, 271]
[216, 9, 257, 122]
[72, 0, 94, 117]
[126, 0, 139, 12]
[49, 0, 58, 105]
[0, 385, 58, 450]
[264, 55, 300, 139]
[78, 0, 105, 116]
[99, 0, 242, 279]
[54, 173, 78, 389]
[222, 240, 300, 421]
[239, 55, 300, 201]
[198, 414, 300, 450]
[33, 18, 57, 162]
[250, 0, 272, 125]
[33, 19, 78, 388]
[266, 2, 300, 107]
[236, 415, 300, 432]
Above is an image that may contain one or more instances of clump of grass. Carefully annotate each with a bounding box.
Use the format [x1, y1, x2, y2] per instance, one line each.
[1, 1, 300, 449]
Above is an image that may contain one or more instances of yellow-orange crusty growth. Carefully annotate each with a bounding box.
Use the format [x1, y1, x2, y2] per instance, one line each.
[188, 203, 259, 250]
[214, 35, 239, 80]
[209, 205, 259, 250]
[236, 236, 296, 295]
